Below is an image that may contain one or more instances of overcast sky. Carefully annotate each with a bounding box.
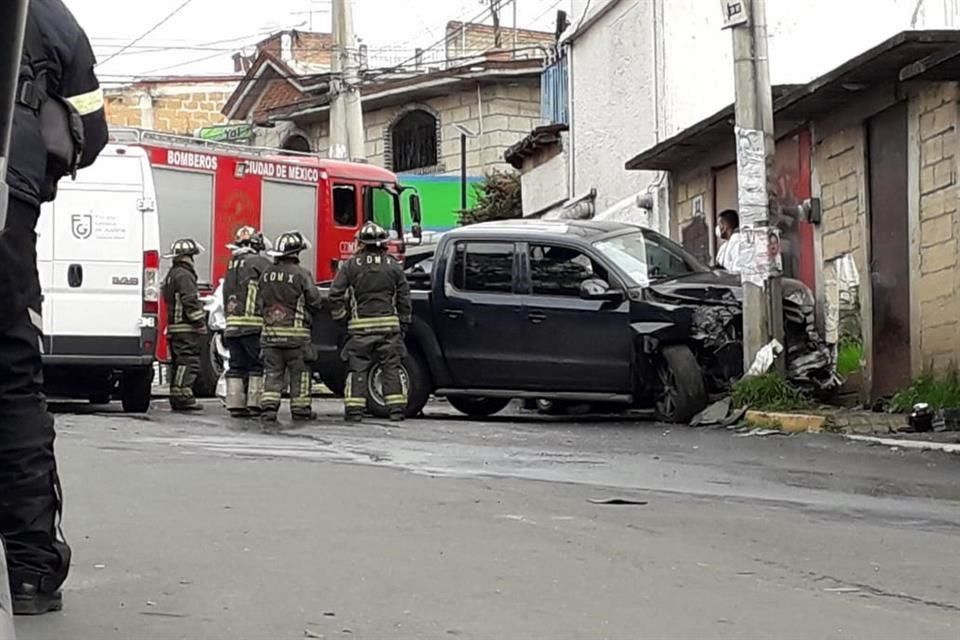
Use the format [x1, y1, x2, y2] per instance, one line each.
[65, 0, 569, 81]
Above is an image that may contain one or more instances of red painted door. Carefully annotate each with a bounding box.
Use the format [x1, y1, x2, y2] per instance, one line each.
[774, 129, 816, 290]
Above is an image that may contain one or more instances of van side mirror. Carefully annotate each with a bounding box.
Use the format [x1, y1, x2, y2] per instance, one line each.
[411, 223, 423, 243]
[579, 278, 623, 302]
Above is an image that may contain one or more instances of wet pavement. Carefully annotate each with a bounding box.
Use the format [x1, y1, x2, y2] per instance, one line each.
[14, 398, 960, 639]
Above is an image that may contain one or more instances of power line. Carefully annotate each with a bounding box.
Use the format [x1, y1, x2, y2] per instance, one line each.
[98, 0, 198, 67]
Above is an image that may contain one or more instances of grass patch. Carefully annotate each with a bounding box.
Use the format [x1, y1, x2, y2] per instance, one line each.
[732, 373, 815, 412]
[836, 339, 863, 376]
[889, 366, 960, 413]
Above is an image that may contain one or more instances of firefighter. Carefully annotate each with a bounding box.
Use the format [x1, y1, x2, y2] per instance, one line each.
[1, 0, 108, 615]
[222, 226, 272, 419]
[258, 231, 323, 428]
[161, 239, 207, 412]
[328, 222, 412, 423]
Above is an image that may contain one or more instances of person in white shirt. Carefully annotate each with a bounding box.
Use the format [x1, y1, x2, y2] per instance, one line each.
[715, 209, 742, 272]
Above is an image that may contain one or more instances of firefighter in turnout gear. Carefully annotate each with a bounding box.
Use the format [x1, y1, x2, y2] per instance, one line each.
[257, 231, 323, 428]
[222, 227, 272, 419]
[328, 222, 412, 422]
[161, 239, 207, 412]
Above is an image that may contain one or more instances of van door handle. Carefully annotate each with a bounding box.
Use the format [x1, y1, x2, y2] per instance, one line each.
[443, 308, 464, 320]
[67, 264, 83, 288]
[528, 311, 546, 324]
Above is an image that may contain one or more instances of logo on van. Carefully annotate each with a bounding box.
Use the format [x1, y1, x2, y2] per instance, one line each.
[112, 276, 139, 286]
[71, 213, 93, 240]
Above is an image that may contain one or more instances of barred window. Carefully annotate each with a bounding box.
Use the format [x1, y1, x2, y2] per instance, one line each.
[391, 109, 438, 172]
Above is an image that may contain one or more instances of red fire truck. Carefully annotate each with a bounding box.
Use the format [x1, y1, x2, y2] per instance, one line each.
[108, 128, 422, 395]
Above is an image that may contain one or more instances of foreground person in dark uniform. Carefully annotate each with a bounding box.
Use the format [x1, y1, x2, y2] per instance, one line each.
[161, 239, 207, 412]
[223, 226, 271, 419]
[257, 231, 323, 428]
[1, 0, 108, 615]
[328, 222, 412, 423]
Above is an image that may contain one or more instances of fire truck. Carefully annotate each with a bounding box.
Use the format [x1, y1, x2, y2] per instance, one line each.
[108, 128, 422, 395]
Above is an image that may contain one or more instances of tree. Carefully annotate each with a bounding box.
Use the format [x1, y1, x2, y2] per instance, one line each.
[459, 170, 522, 226]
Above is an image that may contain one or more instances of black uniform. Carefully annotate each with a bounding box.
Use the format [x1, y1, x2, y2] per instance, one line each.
[328, 248, 412, 419]
[257, 258, 323, 421]
[1, 0, 108, 610]
[162, 258, 207, 409]
[223, 249, 271, 414]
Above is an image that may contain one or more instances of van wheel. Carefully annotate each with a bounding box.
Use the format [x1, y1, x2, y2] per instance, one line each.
[367, 351, 431, 419]
[121, 367, 155, 413]
[194, 332, 223, 399]
[447, 396, 511, 418]
[653, 345, 708, 423]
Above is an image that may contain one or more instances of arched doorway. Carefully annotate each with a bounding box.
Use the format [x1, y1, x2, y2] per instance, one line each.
[281, 134, 311, 153]
[390, 109, 439, 172]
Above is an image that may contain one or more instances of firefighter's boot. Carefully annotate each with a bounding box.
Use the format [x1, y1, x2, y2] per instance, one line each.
[246, 375, 264, 416]
[225, 377, 248, 418]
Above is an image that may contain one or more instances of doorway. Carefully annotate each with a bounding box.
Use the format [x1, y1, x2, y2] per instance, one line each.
[866, 102, 911, 399]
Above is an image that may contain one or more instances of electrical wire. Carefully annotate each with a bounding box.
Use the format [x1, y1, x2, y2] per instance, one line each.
[97, 0, 198, 67]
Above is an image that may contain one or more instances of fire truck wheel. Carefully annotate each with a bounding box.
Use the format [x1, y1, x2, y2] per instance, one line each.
[194, 332, 223, 399]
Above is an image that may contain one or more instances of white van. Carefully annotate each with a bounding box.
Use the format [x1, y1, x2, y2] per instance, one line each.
[37, 144, 161, 412]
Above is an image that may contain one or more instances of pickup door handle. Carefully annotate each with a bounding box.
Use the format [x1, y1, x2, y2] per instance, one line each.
[67, 264, 83, 288]
[443, 308, 464, 320]
[528, 311, 546, 324]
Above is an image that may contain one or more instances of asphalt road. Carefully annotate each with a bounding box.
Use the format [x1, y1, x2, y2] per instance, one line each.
[14, 398, 960, 640]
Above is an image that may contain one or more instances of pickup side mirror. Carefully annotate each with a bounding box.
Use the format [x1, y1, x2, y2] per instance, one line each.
[579, 278, 623, 302]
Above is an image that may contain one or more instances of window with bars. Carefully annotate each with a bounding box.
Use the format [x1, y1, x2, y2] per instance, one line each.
[390, 109, 439, 172]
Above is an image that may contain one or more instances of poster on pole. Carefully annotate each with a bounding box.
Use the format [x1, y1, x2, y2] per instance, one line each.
[735, 126, 768, 227]
[720, 0, 750, 28]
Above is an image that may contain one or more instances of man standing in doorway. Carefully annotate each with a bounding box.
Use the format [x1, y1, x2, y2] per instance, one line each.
[715, 209, 742, 273]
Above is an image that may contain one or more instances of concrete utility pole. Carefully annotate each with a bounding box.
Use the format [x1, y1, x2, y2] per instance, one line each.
[725, 0, 784, 372]
[329, 0, 365, 161]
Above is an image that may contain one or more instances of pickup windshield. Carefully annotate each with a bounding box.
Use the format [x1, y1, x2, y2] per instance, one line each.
[593, 229, 708, 287]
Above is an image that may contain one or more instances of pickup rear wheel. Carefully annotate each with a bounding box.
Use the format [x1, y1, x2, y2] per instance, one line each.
[447, 396, 511, 418]
[367, 350, 431, 419]
[654, 345, 707, 424]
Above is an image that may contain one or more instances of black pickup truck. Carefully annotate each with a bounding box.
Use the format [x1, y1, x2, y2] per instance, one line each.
[311, 219, 835, 423]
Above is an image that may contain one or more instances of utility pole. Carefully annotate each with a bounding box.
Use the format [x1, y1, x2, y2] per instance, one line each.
[329, 0, 365, 161]
[724, 0, 784, 372]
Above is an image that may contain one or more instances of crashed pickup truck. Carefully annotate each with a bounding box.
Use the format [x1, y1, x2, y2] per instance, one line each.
[310, 219, 836, 423]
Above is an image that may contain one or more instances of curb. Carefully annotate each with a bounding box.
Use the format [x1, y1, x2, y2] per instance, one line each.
[744, 410, 828, 434]
[844, 434, 960, 455]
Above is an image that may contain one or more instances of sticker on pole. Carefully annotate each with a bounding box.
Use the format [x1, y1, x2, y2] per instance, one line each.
[734, 226, 782, 288]
[721, 0, 750, 28]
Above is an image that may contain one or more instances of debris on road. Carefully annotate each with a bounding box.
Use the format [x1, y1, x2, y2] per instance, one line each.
[734, 428, 782, 438]
[587, 498, 649, 506]
[690, 398, 732, 427]
[304, 629, 324, 639]
[823, 587, 861, 593]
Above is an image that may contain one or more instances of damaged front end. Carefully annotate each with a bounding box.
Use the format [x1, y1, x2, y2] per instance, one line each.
[648, 278, 840, 395]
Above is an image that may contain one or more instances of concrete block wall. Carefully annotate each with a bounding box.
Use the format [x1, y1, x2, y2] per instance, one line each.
[814, 127, 867, 264]
[915, 82, 960, 371]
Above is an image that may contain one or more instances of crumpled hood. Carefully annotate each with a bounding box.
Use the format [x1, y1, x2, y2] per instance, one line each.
[649, 271, 813, 307]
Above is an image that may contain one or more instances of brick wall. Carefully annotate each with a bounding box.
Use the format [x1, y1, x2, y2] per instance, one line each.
[105, 84, 235, 135]
[445, 21, 553, 60]
[915, 82, 960, 370]
[299, 80, 540, 174]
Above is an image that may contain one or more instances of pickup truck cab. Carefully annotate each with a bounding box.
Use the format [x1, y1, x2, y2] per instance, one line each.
[313, 219, 714, 422]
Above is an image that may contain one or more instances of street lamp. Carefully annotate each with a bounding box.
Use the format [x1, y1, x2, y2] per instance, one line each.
[453, 124, 478, 210]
